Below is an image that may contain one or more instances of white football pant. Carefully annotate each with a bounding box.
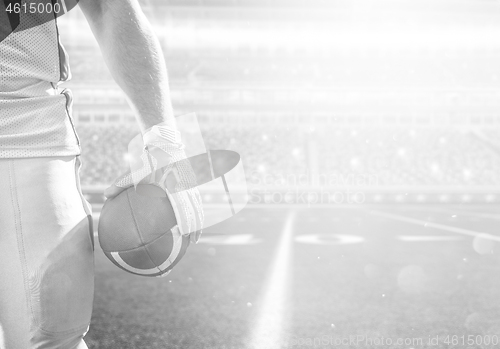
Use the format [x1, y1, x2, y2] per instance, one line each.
[0, 156, 94, 349]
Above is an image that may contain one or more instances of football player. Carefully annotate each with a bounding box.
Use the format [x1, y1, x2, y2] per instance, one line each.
[0, 0, 202, 348]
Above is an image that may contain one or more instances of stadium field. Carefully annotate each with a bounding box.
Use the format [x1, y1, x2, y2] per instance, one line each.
[85, 204, 500, 349]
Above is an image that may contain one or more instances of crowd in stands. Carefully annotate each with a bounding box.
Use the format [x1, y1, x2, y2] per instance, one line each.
[476, 129, 500, 147]
[77, 123, 308, 187]
[76, 123, 500, 188]
[78, 125, 137, 187]
[314, 127, 500, 187]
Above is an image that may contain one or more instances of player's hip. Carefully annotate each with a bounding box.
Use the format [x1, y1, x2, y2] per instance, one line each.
[0, 155, 90, 216]
[0, 92, 80, 158]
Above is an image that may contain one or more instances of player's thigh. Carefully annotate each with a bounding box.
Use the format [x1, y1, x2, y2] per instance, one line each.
[0, 159, 30, 348]
[0, 156, 94, 347]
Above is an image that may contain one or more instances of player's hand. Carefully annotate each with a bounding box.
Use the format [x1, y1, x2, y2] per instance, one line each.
[104, 125, 204, 243]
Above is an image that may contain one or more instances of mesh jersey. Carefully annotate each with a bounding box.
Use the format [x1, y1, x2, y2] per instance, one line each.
[0, 2, 80, 158]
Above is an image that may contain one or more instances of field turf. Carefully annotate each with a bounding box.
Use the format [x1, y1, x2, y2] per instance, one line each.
[85, 204, 500, 349]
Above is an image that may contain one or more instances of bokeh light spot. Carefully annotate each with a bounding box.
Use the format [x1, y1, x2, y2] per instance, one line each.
[472, 233, 495, 255]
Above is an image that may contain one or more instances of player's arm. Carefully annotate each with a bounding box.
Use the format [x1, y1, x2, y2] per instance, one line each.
[78, 0, 203, 241]
[78, 0, 173, 131]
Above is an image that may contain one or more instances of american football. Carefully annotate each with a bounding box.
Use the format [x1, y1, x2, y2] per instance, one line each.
[98, 184, 190, 277]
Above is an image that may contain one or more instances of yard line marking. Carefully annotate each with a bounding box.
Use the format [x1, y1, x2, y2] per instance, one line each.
[370, 210, 500, 242]
[398, 235, 464, 242]
[0, 325, 5, 349]
[249, 210, 295, 349]
[295, 234, 364, 245]
[391, 206, 500, 221]
[92, 213, 100, 237]
[439, 208, 500, 221]
[198, 234, 262, 245]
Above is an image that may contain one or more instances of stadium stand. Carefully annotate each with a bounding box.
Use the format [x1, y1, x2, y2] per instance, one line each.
[77, 123, 308, 187]
[315, 127, 500, 187]
[76, 124, 500, 189]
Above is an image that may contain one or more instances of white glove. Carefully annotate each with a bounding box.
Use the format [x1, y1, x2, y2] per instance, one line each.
[104, 124, 204, 243]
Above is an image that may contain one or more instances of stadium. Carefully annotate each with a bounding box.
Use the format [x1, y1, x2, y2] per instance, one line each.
[57, 0, 500, 348]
